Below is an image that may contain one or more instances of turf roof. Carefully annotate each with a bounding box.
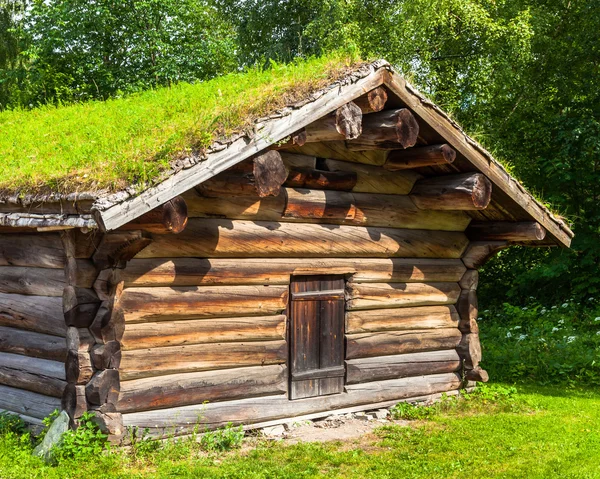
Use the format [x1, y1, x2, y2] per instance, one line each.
[0, 53, 363, 195]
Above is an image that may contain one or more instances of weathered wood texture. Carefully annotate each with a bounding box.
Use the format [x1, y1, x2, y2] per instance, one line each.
[0, 325, 67, 361]
[285, 168, 357, 191]
[0, 267, 65, 296]
[321, 159, 421, 194]
[0, 384, 62, 419]
[346, 282, 461, 310]
[461, 241, 509, 269]
[457, 290, 479, 333]
[410, 173, 493, 211]
[0, 292, 66, 336]
[120, 340, 287, 380]
[196, 151, 288, 198]
[346, 329, 462, 359]
[384, 144, 456, 170]
[350, 109, 419, 148]
[346, 350, 460, 384]
[184, 188, 471, 232]
[136, 219, 469, 259]
[122, 373, 462, 434]
[118, 364, 287, 413]
[353, 87, 388, 114]
[0, 351, 66, 397]
[121, 315, 286, 350]
[120, 196, 188, 234]
[284, 141, 389, 166]
[305, 101, 363, 142]
[120, 285, 288, 322]
[466, 221, 547, 242]
[457, 333, 482, 369]
[123, 258, 466, 287]
[0, 234, 65, 268]
[345, 305, 459, 334]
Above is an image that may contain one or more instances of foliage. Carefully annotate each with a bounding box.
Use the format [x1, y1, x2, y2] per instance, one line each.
[0, 0, 29, 110]
[480, 299, 600, 386]
[0, 411, 27, 436]
[50, 411, 107, 462]
[0, 52, 360, 192]
[199, 423, 244, 452]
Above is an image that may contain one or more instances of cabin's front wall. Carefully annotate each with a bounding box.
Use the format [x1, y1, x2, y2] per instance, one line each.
[0, 233, 67, 425]
[115, 156, 483, 438]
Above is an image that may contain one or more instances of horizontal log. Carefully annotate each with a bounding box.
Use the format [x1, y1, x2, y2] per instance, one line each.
[461, 241, 508, 269]
[0, 292, 65, 337]
[466, 222, 547, 242]
[0, 326, 67, 361]
[410, 173, 492, 210]
[121, 315, 286, 350]
[346, 282, 461, 310]
[120, 196, 188, 234]
[0, 352, 66, 398]
[123, 258, 466, 287]
[346, 350, 461, 384]
[353, 87, 388, 114]
[136, 219, 469, 259]
[122, 372, 462, 434]
[285, 168, 357, 191]
[345, 305, 459, 334]
[351, 109, 419, 148]
[283, 141, 389, 166]
[118, 364, 287, 413]
[279, 152, 316, 170]
[384, 144, 456, 170]
[196, 151, 287, 198]
[0, 384, 62, 419]
[120, 340, 287, 380]
[0, 266, 65, 296]
[120, 285, 288, 322]
[305, 101, 362, 142]
[346, 328, 462, 359]
[272, 129, 307, 150]
[0, 233, 65, 268]
[322, 158, 421, 195]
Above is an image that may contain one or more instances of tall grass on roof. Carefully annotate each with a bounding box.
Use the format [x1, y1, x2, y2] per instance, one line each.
[0, 52, 361, 195]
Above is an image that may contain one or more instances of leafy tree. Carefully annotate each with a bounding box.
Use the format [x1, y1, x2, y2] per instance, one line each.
[0, 0, 29, 109]
[22, 0, 237, 105]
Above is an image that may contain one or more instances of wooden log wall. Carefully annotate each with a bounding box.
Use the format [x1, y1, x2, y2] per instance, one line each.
[0, 233, 67, 421]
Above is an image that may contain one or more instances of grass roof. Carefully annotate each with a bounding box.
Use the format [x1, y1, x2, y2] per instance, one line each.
[0, 53, 362, 195]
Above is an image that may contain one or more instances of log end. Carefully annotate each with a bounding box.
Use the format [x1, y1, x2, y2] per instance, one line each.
[163, 197, 188, 234]
[440, 144, 457, 164]
[466, 367, 489, 383]
[395, 109, 419, 148]
[365, 87, 388, 113]
[253, 150, 288, 197]
[335, 101, 363, 140]
[471, 174, 493, 210]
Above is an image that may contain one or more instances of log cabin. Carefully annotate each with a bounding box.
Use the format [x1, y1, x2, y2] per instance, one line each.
[0, 60, 573, 441]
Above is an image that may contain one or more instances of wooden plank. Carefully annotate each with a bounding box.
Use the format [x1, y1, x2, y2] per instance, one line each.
[121, 372, 462, 434]
[0, 352, 66, 398]
[383, 71, 573, 247]
[120, 340, 287, 380]
[120, 315, 286, 350]
[318, 298, 345, 396]
[0, 384, 62, 420]
[345, 305, 459, 334]
[0, 326, 67, 361]
[97, 67, 387, 231]
[118, 364, 287, 413]
[323, 159, 421, 195]
[0, 267, 65, 296]
[123, 258, 466, 287]
[136, 219, 469, 259]
[346, 350, 461, 384]
[346, 328, 462, 359]
[120, 285, 288, 322]
[0, 234, 65, 268]
[285, 141, 388, 166]
[346, 282, 461, 310]
[0, 292, 66, 337]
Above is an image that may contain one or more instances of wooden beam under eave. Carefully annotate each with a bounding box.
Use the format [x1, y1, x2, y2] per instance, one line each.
[381, 70, 573, 248]
[120, 196, 188, 234]
[466, 221, 547, 242]
[410, 173, 492, 211]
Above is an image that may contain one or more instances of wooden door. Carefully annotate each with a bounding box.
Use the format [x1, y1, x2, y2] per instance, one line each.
[289, 275, 345, 399]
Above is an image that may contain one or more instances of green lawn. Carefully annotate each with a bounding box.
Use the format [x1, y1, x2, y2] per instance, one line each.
[1, 384, 599, 479]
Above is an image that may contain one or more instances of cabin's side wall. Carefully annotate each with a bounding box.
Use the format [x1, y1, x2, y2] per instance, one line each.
[114, 159, 481, 437]
[0, 233, 67, 426]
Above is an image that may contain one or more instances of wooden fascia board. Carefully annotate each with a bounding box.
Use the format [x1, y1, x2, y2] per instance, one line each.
[382, 70, 573, 248]
[95, 69, 387, 232]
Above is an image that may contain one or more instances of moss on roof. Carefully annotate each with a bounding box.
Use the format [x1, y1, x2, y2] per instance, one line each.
[0, 53, 362, 195]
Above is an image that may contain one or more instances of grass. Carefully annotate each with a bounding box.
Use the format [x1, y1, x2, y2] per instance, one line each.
[1, 383, 600, 478]
[0, 52, 361, 195]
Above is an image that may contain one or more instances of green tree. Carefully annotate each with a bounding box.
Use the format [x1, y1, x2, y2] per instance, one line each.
[22, 0, 237, 105]
[0, 0, 29, 109]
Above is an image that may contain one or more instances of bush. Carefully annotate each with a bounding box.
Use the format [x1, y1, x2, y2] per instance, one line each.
[479, 298, 600, 386]
[0, 412, 27, 436]
[200, 423, 244, 452]
[52, 411, 107, 462]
